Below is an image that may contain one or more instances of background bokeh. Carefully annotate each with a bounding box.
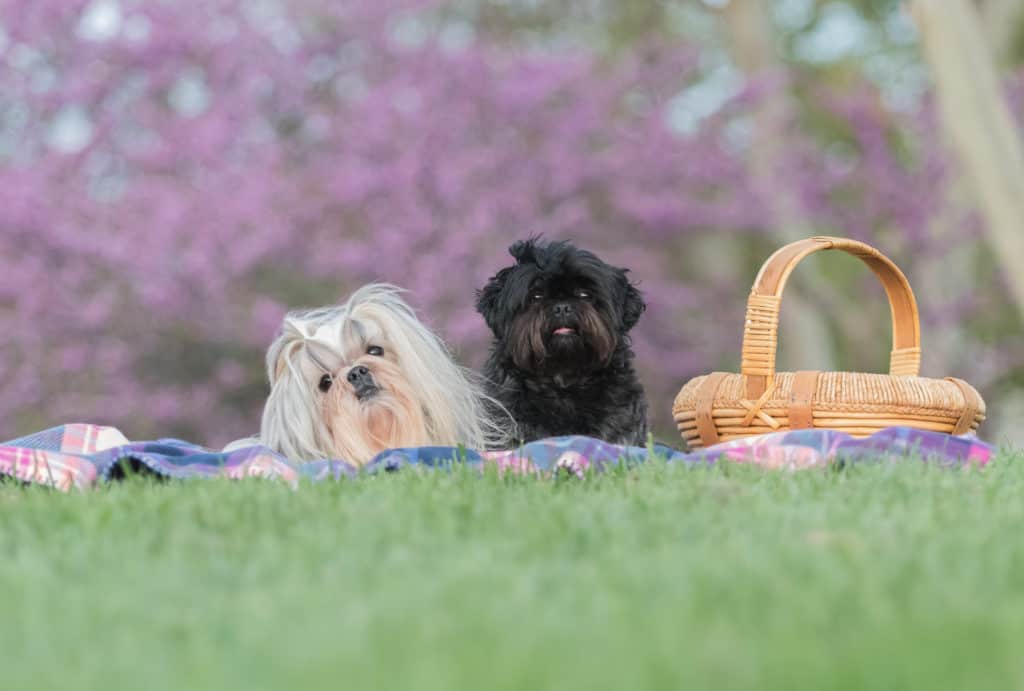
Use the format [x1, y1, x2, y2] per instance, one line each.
[2, 0, 1023, 448]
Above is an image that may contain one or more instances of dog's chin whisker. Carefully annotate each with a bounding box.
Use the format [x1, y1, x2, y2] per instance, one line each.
[355, 386, 382, 402]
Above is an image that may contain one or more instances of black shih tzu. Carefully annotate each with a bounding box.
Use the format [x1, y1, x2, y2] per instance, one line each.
[476, 238, 649, 446]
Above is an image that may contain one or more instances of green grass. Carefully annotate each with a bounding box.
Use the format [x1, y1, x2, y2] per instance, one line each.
[3, 453, 1024, 691]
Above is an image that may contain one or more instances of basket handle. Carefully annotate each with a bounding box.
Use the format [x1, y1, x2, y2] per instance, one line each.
[740, 236, 921, 399]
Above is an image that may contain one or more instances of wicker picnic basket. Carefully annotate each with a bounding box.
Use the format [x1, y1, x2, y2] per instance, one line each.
[673, 236, 985, 449]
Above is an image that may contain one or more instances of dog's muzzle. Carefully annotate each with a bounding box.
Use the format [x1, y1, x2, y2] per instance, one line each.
[347, 365, 380, 400]
[550, 303, 579, 337]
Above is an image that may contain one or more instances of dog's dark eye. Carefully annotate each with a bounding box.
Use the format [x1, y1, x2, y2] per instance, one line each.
[530, 291, 544, 302]
[366, 345, 384, 357]
[318, 374, 333, 393]
[574, 289, 592, 299]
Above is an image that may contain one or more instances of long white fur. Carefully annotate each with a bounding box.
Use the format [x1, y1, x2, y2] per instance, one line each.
[256, 284, 511, 463]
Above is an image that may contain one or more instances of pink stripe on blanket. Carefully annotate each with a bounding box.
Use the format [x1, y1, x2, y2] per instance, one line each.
[60, 424, 129, 454]
[0, 446, 97, 491]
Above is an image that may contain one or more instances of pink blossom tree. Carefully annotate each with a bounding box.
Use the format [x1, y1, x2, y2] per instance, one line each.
[0, 0, 1018, 445]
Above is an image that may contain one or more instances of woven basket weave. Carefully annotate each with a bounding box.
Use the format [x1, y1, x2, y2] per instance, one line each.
[673, 236, 986, 449]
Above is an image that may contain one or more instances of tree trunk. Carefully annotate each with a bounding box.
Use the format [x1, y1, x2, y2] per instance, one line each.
[975, 0, 1024, 63]
[911, 0, 1024, 319]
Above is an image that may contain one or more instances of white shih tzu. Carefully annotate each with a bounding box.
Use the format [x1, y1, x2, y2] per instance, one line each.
[230, 284, 510, 465]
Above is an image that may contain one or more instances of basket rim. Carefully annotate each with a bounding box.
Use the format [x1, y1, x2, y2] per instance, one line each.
[673, 370, 986, 417]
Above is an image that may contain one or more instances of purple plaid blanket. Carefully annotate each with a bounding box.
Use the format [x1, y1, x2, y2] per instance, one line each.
[0, 424, 993, 492]
[0, 421, 991, 491]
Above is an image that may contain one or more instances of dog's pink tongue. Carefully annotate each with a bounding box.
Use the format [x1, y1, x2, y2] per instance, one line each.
[553, 327, 575, 335]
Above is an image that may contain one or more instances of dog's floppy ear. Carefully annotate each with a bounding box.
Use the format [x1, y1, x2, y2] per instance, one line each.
[619, 272, 646, 332]
[475, 269, 510, 337]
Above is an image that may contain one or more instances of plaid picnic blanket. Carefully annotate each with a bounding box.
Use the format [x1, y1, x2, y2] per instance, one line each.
[0, 424, 993, 492]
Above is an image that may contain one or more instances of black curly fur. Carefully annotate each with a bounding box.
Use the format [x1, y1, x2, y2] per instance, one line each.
[476, 238, 649, 446]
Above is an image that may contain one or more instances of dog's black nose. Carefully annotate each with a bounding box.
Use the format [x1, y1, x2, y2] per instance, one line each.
[553, 302, 574, 317]
[347, 365, 371, 385]
[346, 365, 378, 399]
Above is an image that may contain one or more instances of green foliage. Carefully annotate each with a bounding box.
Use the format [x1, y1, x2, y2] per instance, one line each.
[1010, 13, 1024, 65]
[2, 456, 1023, 690]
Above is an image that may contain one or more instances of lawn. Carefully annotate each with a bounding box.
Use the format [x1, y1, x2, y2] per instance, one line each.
[2, 452, 1024, 691]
